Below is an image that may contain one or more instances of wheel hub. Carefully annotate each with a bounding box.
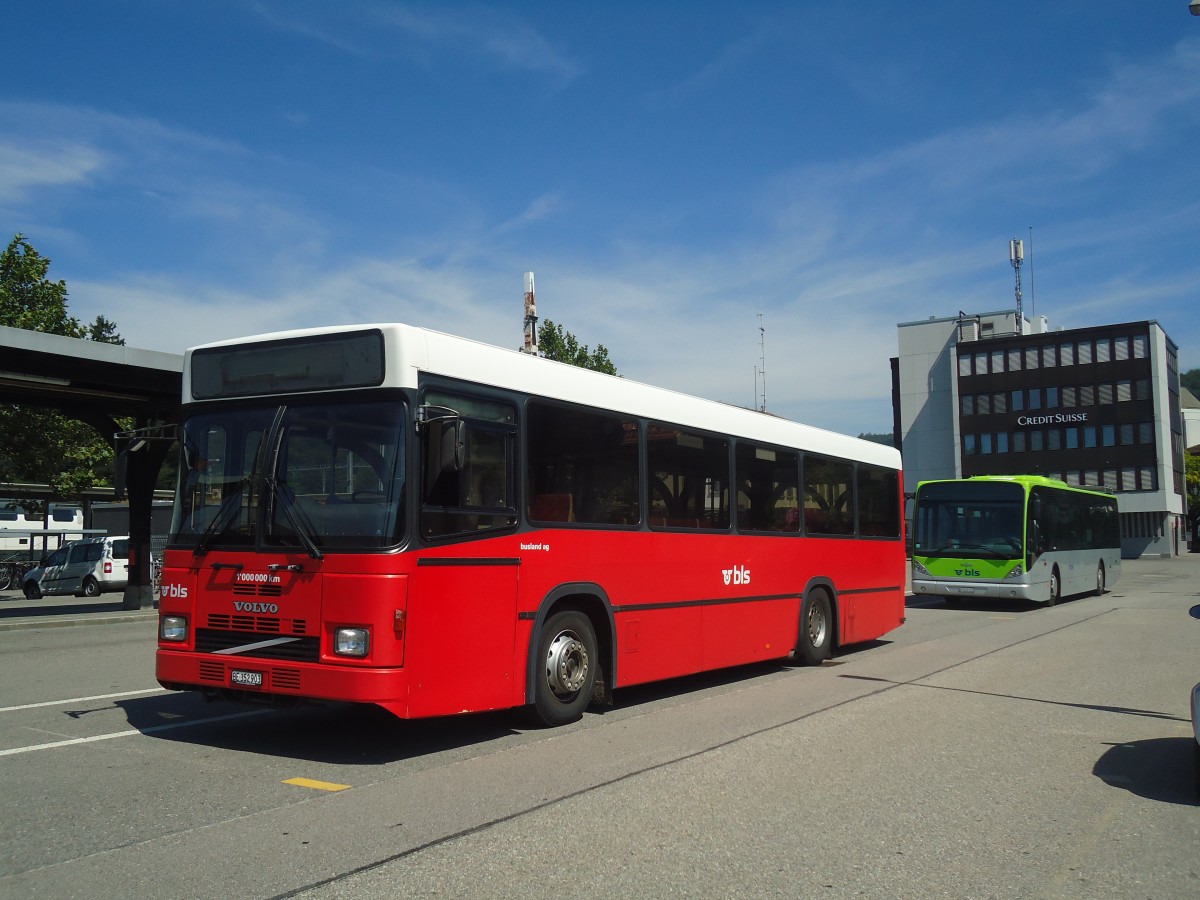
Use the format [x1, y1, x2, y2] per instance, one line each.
[545, 631, 588, 696]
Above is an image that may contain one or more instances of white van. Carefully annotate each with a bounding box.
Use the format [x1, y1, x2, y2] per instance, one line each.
[22, 536, 130, 599]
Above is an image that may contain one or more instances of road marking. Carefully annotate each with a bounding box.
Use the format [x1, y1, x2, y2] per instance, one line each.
[283, 777, 351, 792]
[0, 708, 270, 758]
[0, 688, 169, 714]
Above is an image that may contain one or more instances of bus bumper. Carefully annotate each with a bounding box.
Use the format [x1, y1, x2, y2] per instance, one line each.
[156, 650, 410, 711]
[911, 578, 1041, 602]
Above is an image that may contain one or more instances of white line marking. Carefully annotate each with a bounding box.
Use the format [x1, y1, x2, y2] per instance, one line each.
[0, 688, 169, 714]
[0, 709, 271, 758]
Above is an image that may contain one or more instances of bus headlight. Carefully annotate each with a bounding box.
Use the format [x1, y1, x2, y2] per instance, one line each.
[1006, 565, 1024, 579]
[913, 561, 929, 576]
[160, 615, 188, 642]
[334, 627, 370, 658]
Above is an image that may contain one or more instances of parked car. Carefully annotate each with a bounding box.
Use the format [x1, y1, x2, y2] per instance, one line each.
[22, 536, 130, 599]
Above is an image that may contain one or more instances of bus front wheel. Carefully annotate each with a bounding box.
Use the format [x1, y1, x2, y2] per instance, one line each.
[1047, 569, 1061, 607]
[529, 610, 597, 727]
[1095, 564, 1105, 596]
[797, 591, 833, 666]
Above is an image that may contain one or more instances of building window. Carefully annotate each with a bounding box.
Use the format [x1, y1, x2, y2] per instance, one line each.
[1060, 343, 1075, 366]
[1103, 470, 1118, 491]
[958, 354, 971, 377]
[994, 392, 1007, 414]
[961, 394, 975, 416]
[1084, 427, 1097, 448]
[1065, 427, 1079, 449]
[974, 352, 988, 374]
[1121, 468, 1136, 491]
[1013, 431, 1026, 452]
[1132, 335, 1148, 359]
[1102, 425, 1116, 447]
[1117, 380, 1131, 402]
[1007, 348, 1022, 371]
[1080, 385, 1096, 406]
[1119, 424, 1134, 445]
[1030, 430, 1043, 452]
[1140, 467, 1156, 490]
[1078, 341, 1093, 364]
[1066, 470, 1081, 486]
[1114, 337, 1129, 361]
[1099, 383, 1113, 405]
[1011, 390, 1024, 412]
[963, 434, 976, 456]
[1136, 379, 1151, 401]
[1138, 422, 1154, 444]
[1047, 429, 1061, 451]
[997, 432, 1009, 453]
[1025, 347, 1039, 370]
[980, 433, 993, 454]
[991, 350, 1004, 373]
[1045, 386, 1059, 409]
[1042, 345, 1057, 367]
[978, 394, 991, 415]
[1095, 339, 1111, 363]
[1062, 385, 1077, 408]
[1028, 388, 1042, 410]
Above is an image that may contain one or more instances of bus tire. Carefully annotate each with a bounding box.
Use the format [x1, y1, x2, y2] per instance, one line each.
[797, 590, 833, 666]
[1047, 568, 1061, 607]
[1094, 564, 1105, 596]
[529, 610, 597, 727]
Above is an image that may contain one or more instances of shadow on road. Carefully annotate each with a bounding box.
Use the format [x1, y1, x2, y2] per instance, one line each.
[115, 656, 850, 765]
[1093, 737, 1199, 807]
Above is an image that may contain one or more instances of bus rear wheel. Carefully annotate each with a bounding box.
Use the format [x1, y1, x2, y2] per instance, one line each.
[1047, 569, 1061, 607]
[1094, 564, 1105, 596]
[797, 591, 833, 666]
[529, 610, 597, 727]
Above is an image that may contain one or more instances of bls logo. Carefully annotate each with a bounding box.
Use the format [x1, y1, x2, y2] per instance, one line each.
[160, 583, 189, 599]
[722, 565, 751, 586]
[954, 567, 981, 578]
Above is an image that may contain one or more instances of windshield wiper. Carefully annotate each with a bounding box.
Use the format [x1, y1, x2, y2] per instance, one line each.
[266, 475, 324, 560]
[194, 479, 248, 555]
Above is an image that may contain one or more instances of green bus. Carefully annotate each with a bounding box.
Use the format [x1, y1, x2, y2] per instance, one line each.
[911, 475, 1120, 605]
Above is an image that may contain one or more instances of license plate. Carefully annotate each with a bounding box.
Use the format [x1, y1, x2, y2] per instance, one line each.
[955, 586, 976, 594]
[231, 670, 263, 687]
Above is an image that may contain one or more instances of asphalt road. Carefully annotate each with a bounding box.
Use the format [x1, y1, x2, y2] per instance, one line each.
[1, 556, 1198, 899]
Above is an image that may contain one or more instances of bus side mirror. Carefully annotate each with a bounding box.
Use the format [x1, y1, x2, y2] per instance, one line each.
[435, 419, 466, 474]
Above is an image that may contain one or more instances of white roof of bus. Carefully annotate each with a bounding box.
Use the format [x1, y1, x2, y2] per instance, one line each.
[186, 323, 900, 469]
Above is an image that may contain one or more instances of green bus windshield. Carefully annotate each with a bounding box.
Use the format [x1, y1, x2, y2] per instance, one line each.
[913, 480, 1025, 560]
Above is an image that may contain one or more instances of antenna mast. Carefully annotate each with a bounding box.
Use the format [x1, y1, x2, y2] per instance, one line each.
[757, 313, 767, 412]
[521, 271, 538, 354]
[1008, 238, 1024, 333]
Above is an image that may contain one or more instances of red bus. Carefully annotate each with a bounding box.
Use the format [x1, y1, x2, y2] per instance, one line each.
[156, 324, 906, 726]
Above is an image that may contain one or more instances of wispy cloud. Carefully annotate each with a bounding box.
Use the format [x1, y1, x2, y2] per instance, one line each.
[251, 1, 582, 84]
[0, 140, 104, 204]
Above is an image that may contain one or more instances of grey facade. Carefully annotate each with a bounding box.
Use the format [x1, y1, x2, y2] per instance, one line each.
[894, 311, 1187, 558]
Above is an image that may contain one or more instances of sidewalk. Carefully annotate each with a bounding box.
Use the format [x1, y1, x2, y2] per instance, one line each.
[0, 590, 157, 631]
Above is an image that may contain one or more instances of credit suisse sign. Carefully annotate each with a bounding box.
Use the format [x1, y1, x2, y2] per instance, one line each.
[1015, 411, 1089, 427]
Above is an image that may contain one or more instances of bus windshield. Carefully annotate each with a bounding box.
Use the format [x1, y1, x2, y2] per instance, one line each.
[170, 400, 406, 552]
[913, 480, 1025, 559]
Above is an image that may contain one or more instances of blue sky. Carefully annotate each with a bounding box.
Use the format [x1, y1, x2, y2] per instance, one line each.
[3, 2, 1199, 436]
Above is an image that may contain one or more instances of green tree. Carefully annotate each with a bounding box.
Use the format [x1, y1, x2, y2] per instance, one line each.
[537, 319, 618, 375]
[857, 432, 895, 447]
[0, 234, 125, 503]
[1181, 368, 1200, 396]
